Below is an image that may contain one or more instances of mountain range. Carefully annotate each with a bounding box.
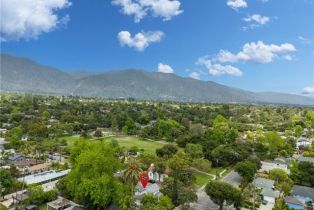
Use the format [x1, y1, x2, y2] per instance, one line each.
[1, 53, 313, 106]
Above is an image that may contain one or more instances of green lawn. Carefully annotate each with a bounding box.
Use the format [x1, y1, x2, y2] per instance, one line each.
[60, 135, 86, 146]
[194, 171, 212, 188]
[61, 135, 166, 155]
[104, 136, 165, 154]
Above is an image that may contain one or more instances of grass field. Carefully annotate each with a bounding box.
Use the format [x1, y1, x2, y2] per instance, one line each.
[194, 171, 212, 188]
[104, 136, 165, 154]
[60, 135, 166, 155]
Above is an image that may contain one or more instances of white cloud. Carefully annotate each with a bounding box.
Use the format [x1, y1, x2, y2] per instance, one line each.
[0, 0, 71, 41]
[302, 86, 314, 94]
[243, 14, 270, 25]
[217, 41, 296, 64]
[298, 36, 312, 44]
[189, 72, 200, 80]
[112, 0, 146, 23]
[227, 0, 247, 10]
[283, 55, 293, 61]
[112, 0, 183, 22]
[197, 56, 242, 76]
[158, 63, 174, 73]
[118, 30, 164, 51]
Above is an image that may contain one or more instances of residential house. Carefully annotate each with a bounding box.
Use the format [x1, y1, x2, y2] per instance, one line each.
[259, 161, 289, 174]
[18, 169, 70, 185]
[29, 162, 52, 174]
[20, 135, 28, 142]
[296, 138, 312, 149]
[147, 163, 169, 183]
[284, 196, 305, 210]
[297, 156, 314, 165]
[47, 197, 84, 210]
[253, 177, 280, 204]
[261, 188, 280, 204]
[253, 177, 275, 190]
[291, 185, 314, 204]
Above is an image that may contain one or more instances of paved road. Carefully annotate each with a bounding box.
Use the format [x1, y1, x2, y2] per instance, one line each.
[222, 170, 242, 187]
[189, 186, 219, 210]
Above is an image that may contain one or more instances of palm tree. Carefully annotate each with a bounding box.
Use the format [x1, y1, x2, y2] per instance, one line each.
[122, 161, 143, 194]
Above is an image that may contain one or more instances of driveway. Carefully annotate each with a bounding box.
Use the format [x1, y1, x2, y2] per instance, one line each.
[189, 186, 236, 210]
[222, 170, 242, 187]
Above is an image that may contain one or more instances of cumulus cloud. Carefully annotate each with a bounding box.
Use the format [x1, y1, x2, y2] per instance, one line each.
[243, 14, 270, 25]
[197, 56, 242, 76]
[302, 86, 314, 94]
[0, 0, 71, 41]
[158, 63, 174, 73]
[118, 30, 164, 51]
[189, 72, 200, 80]
[227, 0, 247, 10]
[112, 0, 183, 22]
[216, 41, 296, 64]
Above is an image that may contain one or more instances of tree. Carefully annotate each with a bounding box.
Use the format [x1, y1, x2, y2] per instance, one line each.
[0, 169, 14, 198]
[140, 194, 173, 210]
[211, 145, 240, 167]
[122, 161, 142, 193]
[269, 169, 293, 195]
[205, 181, 242, 210]
[184, 144, 203, 159]
[65, 141, 125, 209]
[27, 185, 57, 205]
[94, 129, 103, 138]
[291, 161, 314, 187]
[160, 155, 196, 206]
[235, 159, 260, 184]
[156, 144, 178, 158]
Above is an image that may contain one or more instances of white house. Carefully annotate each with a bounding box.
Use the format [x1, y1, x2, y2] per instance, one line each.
[259, 161, 289, 174]
[148, 163, 168, 183]
[296, 137, 312, 149]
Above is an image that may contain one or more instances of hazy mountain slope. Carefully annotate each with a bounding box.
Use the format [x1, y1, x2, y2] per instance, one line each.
[256, 92, 314, 106]
[73, 69, 258, 103]
[68, 70, 99, 80]
[0, 54, 75, 94]
[1, 53, 313, 105]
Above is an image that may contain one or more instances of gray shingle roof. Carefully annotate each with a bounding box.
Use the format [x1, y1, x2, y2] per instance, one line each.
[253, 178, 275, 190]
[297, 156, 314, 164]
[261, 189, 280, 198]
[292, 185, 314, 200]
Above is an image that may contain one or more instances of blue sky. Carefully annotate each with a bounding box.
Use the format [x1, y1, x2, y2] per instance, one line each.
[1, 0, 314, 95]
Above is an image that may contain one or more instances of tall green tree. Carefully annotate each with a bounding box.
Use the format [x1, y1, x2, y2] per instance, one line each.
[205, 181, 242, 210]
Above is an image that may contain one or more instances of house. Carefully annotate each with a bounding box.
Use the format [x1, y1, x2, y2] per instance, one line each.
[291, 185, 314, 203]
[284, 196, 305, 210]
[297, 156, 314, 165]
[261, 188, 280, 204]
[18, 169, 70, 185]
[29, 162, 52, 174]
[8, 154, 26, 162]
[47, 197, 84, 210]
[21, 135, 28, 141]
[147, 163, 169, 183]
[259, 161, 289, 174]
[296, 138, 312, 149]
[0, 128, 7, 134]
[253, 177, 275, 190]
[253, 177, 280, 204]
[135, 182, 162, 198]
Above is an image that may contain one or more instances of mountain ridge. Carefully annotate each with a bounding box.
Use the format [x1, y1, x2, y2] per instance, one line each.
[1, 53, 313, 106]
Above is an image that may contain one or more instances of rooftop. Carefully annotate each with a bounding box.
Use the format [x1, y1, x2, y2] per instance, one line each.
[292, 185, 314, 200]
[18, 169, 70, 184]
[253, 177, 275, 190]
[284, 196, 304, 206]
[297, 156, 314, 164]
[261, 189, 280, 198]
